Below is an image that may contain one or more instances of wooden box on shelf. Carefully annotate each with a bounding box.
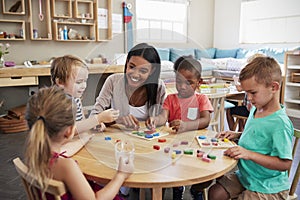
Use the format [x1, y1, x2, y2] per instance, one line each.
[51, 0, 72, 18]
[0, 19, 25, 40]
[52, 21, 95, 42]
[2, 0, 25, 15]
[28, 0, 52, 40]
[291, 72, 300, 83]
[74, 0, 94, 19]
[96, 0, 112, 41]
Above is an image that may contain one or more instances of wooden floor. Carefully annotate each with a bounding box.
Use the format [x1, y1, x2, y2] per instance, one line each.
[0, 130, 299, 200]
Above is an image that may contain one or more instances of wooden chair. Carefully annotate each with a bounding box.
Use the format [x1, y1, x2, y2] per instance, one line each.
[288, 128, 300, 200]
[13, 157, 67, 200]
[232, 114, 248, 132]
[208, 93, 226, 132]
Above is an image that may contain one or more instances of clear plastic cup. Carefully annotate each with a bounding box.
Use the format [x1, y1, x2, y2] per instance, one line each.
[115, 140, 135, 165]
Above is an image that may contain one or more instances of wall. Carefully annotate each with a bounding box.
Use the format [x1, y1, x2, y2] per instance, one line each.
[213, 0, 300, 49]
[0, 0, 215, 114]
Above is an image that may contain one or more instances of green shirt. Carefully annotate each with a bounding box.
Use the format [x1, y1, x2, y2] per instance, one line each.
[237, 105, 293, 194]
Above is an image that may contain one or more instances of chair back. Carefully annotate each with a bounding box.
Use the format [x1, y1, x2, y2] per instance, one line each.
[288, 128, 300, 199]
[13, 157, 67, 200]
[208, 92, 226, 132]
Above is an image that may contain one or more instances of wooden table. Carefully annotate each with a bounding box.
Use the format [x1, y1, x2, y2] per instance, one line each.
[73, 125, 237, 200]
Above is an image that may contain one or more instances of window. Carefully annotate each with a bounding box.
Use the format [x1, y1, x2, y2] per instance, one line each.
[135, 0, 188, 43]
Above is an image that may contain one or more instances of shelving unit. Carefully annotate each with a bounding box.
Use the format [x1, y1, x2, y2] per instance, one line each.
[28, 0, 52, 40]
[0, 0, 113, 42]
[52, 21, 95, 41]
[0, 19, 25, 40]
[2, 0, 25, 15]
[282, 51, 300, 119]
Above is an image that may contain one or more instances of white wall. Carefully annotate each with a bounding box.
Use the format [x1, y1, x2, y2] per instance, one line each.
[213, 0, 300, 49]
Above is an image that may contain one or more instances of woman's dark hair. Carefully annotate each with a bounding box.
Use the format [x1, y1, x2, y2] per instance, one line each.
[124, 43, 161, 108]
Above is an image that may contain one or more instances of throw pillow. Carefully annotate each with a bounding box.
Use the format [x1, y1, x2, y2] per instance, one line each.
[156, 48, 170, 61]
[170, 48, 195, 62]
[215, 48, 239, 59]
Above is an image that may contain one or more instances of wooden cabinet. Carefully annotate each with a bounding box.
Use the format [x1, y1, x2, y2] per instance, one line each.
[282, 51, 300, 119]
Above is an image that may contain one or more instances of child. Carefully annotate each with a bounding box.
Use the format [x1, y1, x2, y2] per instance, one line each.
[51, 55, 119, 134]
[208, 56, 294, 200]
[146, 55, 213, 200]
[146, 55, 213, 133]
[24, 86, 134, 199]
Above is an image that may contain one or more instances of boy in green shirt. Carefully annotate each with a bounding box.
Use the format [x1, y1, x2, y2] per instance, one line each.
[208, 56, 294, 199]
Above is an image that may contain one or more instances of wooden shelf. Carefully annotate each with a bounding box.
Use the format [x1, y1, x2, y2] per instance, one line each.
[282, 51, 300, 119]
[96, 0, 112, 41]
[0, 0, 112, 42]
[0, 19, 25, 40]
[74, 0, 94, 19]
[51, 0, 72, 18]
[2, 0, 25, 15]
[28, 0, 52, 40]
[52, 21, 95, 41]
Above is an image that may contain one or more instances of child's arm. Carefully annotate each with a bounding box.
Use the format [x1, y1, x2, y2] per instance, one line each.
[61, 132, 93, 157]
[224, 146, 292, 171]
[60, 153, 134, 200]
[169, 110, 211, 133]
[145, 109, 169, 129]
[75, 109, 119, 134]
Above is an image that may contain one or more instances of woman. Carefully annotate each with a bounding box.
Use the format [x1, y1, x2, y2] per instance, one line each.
[90, 43, 166, 129]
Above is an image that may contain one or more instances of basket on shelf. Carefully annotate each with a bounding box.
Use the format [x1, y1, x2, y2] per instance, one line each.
[291, 72, 300, 83]
[0, 105, 28, 134]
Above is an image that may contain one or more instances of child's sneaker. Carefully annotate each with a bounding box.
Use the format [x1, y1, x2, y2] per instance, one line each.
[190, 187, 203, 200]
[173, 186, 185, 200]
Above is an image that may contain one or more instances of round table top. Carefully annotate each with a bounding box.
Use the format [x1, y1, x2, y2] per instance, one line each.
[73, 125, 237, 188]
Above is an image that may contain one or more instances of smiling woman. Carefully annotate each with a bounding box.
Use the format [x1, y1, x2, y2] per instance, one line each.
[90, 43, 166, 129]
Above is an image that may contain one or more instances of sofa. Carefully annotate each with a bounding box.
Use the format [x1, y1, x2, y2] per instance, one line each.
[156, 46, 300, 81]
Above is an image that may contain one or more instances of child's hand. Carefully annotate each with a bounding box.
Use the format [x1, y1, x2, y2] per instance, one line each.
[224, 146, 251, 160]
[216, 130, 240, 140]
[117, 156, 134, 177]
[79, 132, 94, 144]
[145, 117, 156, 130]
[169, 119, 186, 133]
[117, 114, 140, 130]
[97, 109, 119, 123]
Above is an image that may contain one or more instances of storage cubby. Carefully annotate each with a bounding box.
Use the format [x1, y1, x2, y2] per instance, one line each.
[28, 0, 52, 40]
[51, 0, 72, 18]
[96, 0, 112, 41]
[2, 0, 25, 15]
[53, 21, 95, 41]
[0, 19, 25, 40]
[74, 0, 94, 19]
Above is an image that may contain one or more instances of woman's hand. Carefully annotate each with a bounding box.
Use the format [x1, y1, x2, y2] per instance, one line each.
[117, 114, 140, 130]
[97, 109, 119, 123]
[145, 117, 156, 130]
